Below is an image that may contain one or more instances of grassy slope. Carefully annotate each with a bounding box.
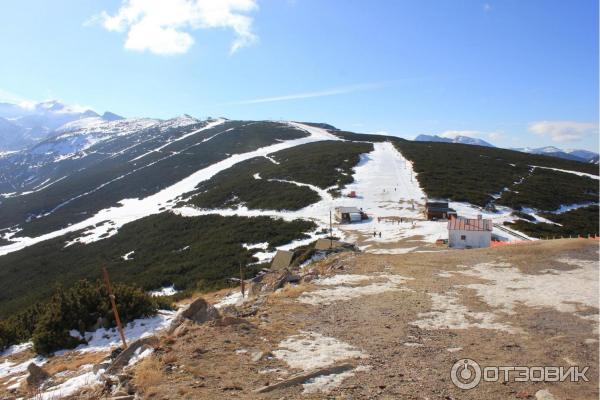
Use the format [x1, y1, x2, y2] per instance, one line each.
[0, 213, 315, 318]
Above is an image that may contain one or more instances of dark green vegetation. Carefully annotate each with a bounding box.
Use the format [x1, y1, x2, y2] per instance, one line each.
[498, 168, 598, 211]
[393, 140, 598, 208]
[0, 280, 161, 355]
[0, 121, 308, 237]
[187, 141, 373, 210]
[504, 206, 599, 238]
[0, 213, 315, 318]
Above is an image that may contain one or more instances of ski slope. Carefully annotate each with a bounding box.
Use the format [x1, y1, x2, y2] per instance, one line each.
[0, 122, 340, 256]
[178, 141, 447, 253]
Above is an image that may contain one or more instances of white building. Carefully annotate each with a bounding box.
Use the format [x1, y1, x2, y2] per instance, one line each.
[448, 216, 492, 249]
[334, 206, 365, 223]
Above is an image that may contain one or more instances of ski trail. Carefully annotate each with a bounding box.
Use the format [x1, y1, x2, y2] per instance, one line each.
[130, 118, 226, 162]
[0, 122, 339, 256]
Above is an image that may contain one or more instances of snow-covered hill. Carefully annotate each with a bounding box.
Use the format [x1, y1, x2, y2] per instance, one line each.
[414, 134, 494, 147]
[512, 146, 599, 163]
[0, 100, 124, 151]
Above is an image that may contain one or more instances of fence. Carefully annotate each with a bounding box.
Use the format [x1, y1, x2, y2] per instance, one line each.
[491, 234, 600, 248]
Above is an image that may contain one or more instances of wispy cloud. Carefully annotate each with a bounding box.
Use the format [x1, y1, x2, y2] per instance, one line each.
[92, 0, 258, 55]
[228, 82, 387, 105]
[483, 3, 492, 12]
[528, 121, 598, 143]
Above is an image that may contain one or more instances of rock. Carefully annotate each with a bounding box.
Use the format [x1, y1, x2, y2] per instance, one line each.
[168, 297, 219, 333]
[248, 281, 264, 297]
[105, 336, 159, 375]
[250, 351, 264, 362]
[93, 361, 112, 374]
[181, 297, 220, 322]
[173, 320, 190, 337]
[26, 363, 49, 387]
[535, 390, 556, 400]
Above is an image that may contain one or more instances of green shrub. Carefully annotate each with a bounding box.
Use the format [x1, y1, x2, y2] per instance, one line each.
[504, 206, 599, 238]
[0, 279, 159, 355]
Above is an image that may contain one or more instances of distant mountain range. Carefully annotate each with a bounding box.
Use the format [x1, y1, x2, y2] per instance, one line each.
[415, 134, 598, 164]
[414, 134, 495, 147]
[0, 100, 123, 151]
[511, 146, 599, 164]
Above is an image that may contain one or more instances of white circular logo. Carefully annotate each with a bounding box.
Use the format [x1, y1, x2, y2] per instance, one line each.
[451, 358, 482, 389]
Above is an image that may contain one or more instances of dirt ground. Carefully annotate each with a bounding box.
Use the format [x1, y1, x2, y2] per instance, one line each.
[126, 238, 598, 400]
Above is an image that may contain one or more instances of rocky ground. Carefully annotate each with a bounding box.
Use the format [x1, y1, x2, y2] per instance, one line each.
[2, 238, 598, 399]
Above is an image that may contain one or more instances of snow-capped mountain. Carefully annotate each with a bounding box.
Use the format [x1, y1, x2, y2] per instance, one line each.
[512, 146, 599, 163]
[414, 134, 495, 147]
[0, 100, 123, 151]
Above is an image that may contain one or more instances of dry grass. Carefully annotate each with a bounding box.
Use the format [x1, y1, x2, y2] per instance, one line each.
[271, 282, 312, 298]
[44, 351, 107, 375]
[161, 351, 178, 364]
[132, 356, 164, 395]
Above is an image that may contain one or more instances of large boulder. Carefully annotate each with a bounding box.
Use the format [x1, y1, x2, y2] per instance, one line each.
[26, 363, 49, 387]
[168, 297, 220, 333]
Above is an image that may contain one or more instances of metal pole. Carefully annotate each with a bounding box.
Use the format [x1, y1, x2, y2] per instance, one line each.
[102, 266, 127, 349]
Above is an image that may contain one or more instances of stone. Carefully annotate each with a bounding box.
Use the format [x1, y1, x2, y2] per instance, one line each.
[173, 320, 190, 337]
[250, 351, 264, 362]
[168, 297, 219, 333]
[93, 361, 112, 374]
[535, 390, 555, 400]
[26, 363, 49, 387]
[105, 336, 159, 375]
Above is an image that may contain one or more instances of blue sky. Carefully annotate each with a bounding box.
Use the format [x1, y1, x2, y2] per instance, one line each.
[0, 0, 598, 151]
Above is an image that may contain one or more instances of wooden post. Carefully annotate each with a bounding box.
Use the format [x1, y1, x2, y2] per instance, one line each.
[329, 209, 333, 249]
[240, 263, 245, 298]
[101, 266, 127, 349]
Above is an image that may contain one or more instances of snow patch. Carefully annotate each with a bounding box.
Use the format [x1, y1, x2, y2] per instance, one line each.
[274, 331, 367, 370]
[459, 259, 599, 318]
[532, 165, 599, 180]
[299, 274, 412, 305]
[149, 285, 178, 297]
[70, 311, 175, 353]
[413, 291, 518, 333]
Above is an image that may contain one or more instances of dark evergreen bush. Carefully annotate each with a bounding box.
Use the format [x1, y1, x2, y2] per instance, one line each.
[0, 280, 159, 355]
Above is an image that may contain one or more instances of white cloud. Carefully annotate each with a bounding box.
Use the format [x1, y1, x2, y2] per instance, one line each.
[228, 83, 386, 105]
[528, 121, 598, 143]
[488, 132, 503, 140]
[96, 0, 258, 55]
